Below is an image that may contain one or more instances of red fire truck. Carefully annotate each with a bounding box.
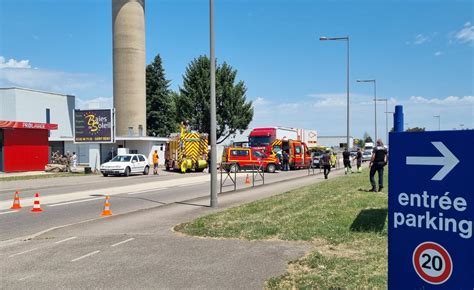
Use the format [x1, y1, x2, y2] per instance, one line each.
[248, 127, 312, 169]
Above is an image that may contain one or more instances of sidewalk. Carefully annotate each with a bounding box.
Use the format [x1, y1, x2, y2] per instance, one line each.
[1, 166, 350, 288]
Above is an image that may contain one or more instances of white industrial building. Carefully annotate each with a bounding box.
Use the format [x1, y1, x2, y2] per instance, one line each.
[0, 87, 168, 170]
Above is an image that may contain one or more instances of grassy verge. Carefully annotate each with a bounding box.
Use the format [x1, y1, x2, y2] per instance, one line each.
[0, 172, 91, 182]
[175, 171, 388, 288]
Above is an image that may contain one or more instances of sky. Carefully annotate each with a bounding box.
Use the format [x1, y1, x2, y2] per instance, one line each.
[0, 0, 473, 143]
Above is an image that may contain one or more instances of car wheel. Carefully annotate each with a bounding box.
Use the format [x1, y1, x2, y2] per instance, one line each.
[102, 173, 108, 177]
[124, 167, 130, 177]
[143, 166, 149, 175]
[229, 163, 239, 173]
[266, 163, 276, 173]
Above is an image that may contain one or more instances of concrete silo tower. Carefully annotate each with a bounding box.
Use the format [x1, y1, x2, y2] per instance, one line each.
[112, 0, 146, 137]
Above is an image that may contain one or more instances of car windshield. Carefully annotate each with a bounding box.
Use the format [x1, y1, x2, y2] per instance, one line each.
[249, 136, 271, 146]
[110, 155, 132, 162]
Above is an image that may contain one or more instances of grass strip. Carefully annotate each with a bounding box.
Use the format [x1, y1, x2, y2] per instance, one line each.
[176, 171, 388, 288]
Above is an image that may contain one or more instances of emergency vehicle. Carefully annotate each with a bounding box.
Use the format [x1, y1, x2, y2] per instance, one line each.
[248, 127, 312, 169]
[248, 127, 318, 151]
[221, 147, 280, 173]
[165, 125, 208, 173]
[281, 139, 312, 169]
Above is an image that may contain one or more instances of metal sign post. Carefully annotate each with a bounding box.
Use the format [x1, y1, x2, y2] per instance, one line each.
[388, 130, 473, 288]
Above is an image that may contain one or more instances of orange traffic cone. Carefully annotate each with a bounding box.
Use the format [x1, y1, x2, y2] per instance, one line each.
[101, 196, 112, 216]
[10, 191, 22, 210]
[31, 193, 43, 212]
[245, 174, 251, 185]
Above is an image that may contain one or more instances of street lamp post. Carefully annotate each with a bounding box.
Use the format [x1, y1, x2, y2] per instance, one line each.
[320, 36, 350, 149]
[434, 115, 441, 131]
[357, 79, 377, 141]
[209, 0, 217, 208]
[377, 98, 388, 145]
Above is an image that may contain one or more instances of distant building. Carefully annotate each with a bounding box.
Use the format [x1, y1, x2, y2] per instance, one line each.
[0, 87, 167, 172]
[317, 136, 354, 150]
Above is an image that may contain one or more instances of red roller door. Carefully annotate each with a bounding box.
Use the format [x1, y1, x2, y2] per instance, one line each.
[3, 129, 49, 172]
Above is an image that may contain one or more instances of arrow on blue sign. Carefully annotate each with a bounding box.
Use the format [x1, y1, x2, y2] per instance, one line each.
[406, 141, 459, 181]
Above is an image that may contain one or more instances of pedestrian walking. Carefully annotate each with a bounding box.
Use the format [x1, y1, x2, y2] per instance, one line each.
[282, 150, 289, 171]
[65, 151, 71, 172]
[342, 148, 352, 174]
[321, 150, 331, 179]
[353, 148, 362, 173]
[369, 139, 388, 192]
[152, 150, 159, 175]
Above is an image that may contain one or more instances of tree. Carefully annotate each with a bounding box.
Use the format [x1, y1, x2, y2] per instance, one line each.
[406, 127, 425, 132]
[176, 55, 253, 143]
[146, 54, 178, 137]
[363, 132, 373, 143]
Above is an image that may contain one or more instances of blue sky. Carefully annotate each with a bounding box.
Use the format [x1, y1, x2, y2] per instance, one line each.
[1, 0, 473, 142]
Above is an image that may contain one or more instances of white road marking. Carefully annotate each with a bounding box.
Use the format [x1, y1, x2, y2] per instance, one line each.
[71, 250, 100, 262]
[54, 236, 77, 244]
[48, 197, 103, 207]
[128, 188, 168, 195]
[111, 238, 135, 247]
[0, 210, 18, 215]
[9, 247, 39, 258]
[176, 182, 207, 187]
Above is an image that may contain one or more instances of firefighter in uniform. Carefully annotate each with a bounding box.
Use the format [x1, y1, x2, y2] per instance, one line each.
[342, 148, 352, 174]
[369, 139, 388, 192]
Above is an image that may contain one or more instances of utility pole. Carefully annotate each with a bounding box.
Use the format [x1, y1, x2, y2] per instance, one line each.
[209, 0, 217, 208]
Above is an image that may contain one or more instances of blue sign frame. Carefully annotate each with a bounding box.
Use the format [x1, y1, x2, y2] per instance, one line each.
[388, 130, 474, 289]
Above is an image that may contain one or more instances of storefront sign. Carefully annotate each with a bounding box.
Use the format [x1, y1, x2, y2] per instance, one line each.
[74, 109, 113, 143]
[0, 120, 58, 130]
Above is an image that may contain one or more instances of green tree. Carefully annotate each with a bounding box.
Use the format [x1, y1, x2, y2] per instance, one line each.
[146, 54, 178, 137]
[363, 132, 373, 143]
[406, 127, 425, 132]
[176, 55, 253, 143]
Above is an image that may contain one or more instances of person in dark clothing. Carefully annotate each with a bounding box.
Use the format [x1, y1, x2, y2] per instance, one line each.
[321, 150, 331, 179]
[282, 150, 289, 171]
[369, 139, 388, 192]
[353, 148, 363, 173]
[342, 148, 352, 174]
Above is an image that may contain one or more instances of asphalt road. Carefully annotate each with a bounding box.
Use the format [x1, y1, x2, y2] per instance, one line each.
[0, 166, 333, 242]
[0, 166, 352, 289]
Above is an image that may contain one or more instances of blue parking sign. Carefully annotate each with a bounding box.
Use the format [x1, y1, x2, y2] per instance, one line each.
[388, 130, 474, 289]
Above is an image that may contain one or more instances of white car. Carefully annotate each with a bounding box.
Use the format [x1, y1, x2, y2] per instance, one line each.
[362, 150, 372, 162]
[100, 154, 150, 177]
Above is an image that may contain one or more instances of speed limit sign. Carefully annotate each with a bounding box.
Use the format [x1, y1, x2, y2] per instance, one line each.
[412, 242, 453, 285]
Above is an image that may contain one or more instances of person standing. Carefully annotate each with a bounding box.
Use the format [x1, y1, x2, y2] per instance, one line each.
[282, 150, 289, 171]
[342, 148, 352, 174]
[71, 152, 77, 171]
[152, 150, 159, 175]
[353, 148, 362, 173]
[321, 150, 331, 179]
[369, 139, 388, 192]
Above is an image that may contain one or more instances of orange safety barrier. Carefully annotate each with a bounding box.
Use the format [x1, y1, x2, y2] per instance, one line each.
[10, 191, 22, 210]
[101, 195, 112, 216]
[245, 174, 251, 185]
[31, 193, 43, 212]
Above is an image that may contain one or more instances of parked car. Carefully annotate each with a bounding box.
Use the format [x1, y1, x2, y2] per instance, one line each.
[311, 151, 322, 168]
[100, 154, 150, 176]
[222, 147, 280, 173]
[362, 150, 372, 162]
